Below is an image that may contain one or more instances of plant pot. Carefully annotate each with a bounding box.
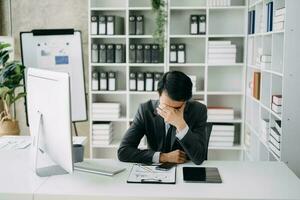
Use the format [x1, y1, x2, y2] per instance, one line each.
[0, 120, 20, 136]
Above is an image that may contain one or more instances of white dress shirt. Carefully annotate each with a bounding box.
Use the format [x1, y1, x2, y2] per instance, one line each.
[152, 122, 189, 163]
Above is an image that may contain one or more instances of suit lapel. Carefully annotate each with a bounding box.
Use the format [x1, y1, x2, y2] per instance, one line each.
[152, 100, 166, 150]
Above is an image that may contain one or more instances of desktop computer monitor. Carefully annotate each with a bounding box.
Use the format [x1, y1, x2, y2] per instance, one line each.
[27, 68, 73, 176]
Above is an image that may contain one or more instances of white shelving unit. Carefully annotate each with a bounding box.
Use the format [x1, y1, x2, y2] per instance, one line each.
[88, 0, 247, 160]
[245, 0, 300, 177]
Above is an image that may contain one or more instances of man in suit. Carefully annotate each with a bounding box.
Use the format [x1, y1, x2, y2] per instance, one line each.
[118, 71, 207, 165]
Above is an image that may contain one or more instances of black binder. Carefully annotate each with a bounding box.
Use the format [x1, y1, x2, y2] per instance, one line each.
[106, 44, 115, 63]
[151, 44, 160, 63]
[129, 72, 137, 91]
[91, 15, 99, 35]
[129, 15, 136, 35]
[98, 16, 106, 35]
[129, 44, 136, 63]
[99, 44, 106, 63]
[199, 15, 206, 35]
[136, 44, 144, 63]
[190, 15, 198, 35]
[177, 44, 186, 63]
[107, 16, 124, 35]
[108, 71, 116, 91]
[136, 15, 144, 35]
[91, 44, 99, 63]
[137, 72, 145, 91]
[170, 44, 177, 63]
[145, 72, 154, 91]
[91, 71, 99, 91]
[144, 44, 151, 63]
[115, 44, 125, 63]
[99, 72, 108, 90]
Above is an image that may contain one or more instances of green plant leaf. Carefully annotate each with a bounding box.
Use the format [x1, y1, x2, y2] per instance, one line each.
[11, 92, 26, 104]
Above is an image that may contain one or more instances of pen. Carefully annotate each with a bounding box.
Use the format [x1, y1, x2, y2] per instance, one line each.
[137, 164, 154, 173]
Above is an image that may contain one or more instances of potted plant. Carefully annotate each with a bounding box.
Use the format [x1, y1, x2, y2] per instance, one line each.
[0, 42, 25, 135]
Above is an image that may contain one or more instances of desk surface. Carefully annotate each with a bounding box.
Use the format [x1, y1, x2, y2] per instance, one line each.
[1, 149, 300, 200]
[35, 160, 300, 200]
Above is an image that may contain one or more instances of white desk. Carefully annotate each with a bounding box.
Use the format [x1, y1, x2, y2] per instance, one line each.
[0, 136, 87, 200]
[1, 149, 300, 200]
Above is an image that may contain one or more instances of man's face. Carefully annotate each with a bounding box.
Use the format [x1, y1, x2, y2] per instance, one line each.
[159, 91, 185, 110]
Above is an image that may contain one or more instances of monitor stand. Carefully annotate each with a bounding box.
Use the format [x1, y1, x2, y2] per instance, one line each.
[32, 111, 69, 177]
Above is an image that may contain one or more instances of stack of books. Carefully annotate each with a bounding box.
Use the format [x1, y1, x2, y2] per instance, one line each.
[271, 95, 282, 114]
[208, 41, 236, 64]
[92, 122, 113, 146]
[207, 0, 231, 7]
[92, 103, 120, 120]
[252, 72, 261, 100]
[274, 7, 285, 31]
[256, 48, 271, 69]
[209, 123, 235, 147]
[207, 107, 234, 120]
[260, 118, 270, 142]
[269, 120, 281, 159]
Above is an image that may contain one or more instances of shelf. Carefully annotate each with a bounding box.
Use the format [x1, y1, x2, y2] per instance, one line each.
[262, 69, 283, 77]
[91, 91, 127, 95]
[248, 64, 260, 70]
[245, 122, 280, 161]
[208, 145, 245, 150]
[169, 63, 206, 67]
[209, 34, 246, 38]
[92, 140, 147, 149]
[249, 0, 263, 8]
[209, 6, 246, 10]
[247, 94, 282, 120]
[128, 7, 152, 11]
[207, 118, 243, 123]
[129, 63, 164, 67]
[170, 6, 207, 10]
[208, 63, 245, 67]
[128, 35, 153, 39]
[247, 94, 260, 105]
[248, 31, 285, 38]
[245, 122, 269, 152]
[90, 35, 126, 39]
[207, 91, 244, 95]
[90, 63, 127, 67]
[260, 103, 282, 120]
[169, 35, 206, 38]
[90, 7, 126, 11]
[193, 91, 205, 95]
[129, 91, 157, 95]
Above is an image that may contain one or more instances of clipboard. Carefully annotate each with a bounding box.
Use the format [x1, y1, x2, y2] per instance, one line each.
[127, 164, 176, 184]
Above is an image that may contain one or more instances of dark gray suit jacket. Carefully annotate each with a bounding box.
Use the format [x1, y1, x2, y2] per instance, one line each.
[118, 100, 208, 165]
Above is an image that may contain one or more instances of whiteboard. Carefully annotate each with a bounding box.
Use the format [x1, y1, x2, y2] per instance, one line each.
[20, 29, 87, 122]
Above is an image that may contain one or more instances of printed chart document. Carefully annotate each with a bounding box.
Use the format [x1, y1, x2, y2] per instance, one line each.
[127, 164, 176, 184]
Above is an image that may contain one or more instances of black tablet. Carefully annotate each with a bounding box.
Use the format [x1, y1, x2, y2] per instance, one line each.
[183, 167, 222, 183]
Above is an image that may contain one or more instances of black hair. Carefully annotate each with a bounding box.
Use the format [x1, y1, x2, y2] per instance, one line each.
[157, 71, 192, 101]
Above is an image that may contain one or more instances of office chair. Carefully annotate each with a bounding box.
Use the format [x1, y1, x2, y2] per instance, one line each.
[205, 123, 213, 160]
